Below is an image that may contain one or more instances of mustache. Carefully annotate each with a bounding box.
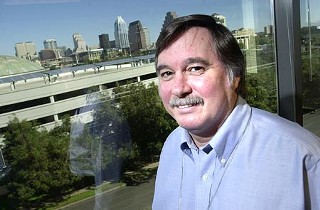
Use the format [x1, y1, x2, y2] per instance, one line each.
[169, 96, 204, 108]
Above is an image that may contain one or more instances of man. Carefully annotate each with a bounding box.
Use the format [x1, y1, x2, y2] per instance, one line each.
[152, 14, 320, 210]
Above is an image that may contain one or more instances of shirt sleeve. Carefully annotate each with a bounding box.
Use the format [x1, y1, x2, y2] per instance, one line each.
[307, 159, 320, 209]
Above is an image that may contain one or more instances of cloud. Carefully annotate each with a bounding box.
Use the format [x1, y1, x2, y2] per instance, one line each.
[4, 0, 81, 5]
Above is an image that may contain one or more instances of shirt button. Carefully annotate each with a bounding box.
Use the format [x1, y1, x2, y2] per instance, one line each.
[202, 173, 208, 182]
[221, 158, 226, 164]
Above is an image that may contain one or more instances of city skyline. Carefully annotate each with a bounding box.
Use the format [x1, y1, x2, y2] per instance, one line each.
[0, 0, 319, 56]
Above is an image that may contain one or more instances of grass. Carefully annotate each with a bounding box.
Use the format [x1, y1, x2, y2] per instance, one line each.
[45, 182, 126, 210]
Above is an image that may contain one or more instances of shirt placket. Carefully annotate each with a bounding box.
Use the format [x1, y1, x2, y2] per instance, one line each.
[194, 149, 217, 210]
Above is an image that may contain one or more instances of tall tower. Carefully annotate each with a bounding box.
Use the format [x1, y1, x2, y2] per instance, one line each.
[15, 41, 37, 60]
[73, 33, 87, 53]
[162, 11, 178, 31]
[128, 20, 143, 52]
[99, 34, 110, 50]
[43, 39, 58, 50]
[142, 27, 151, 49]
[114, 16, 130, 49]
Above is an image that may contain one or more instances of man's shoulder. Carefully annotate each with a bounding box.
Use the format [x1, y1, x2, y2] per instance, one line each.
[251, 108, 313, 136]
[251, 107, 320, 154]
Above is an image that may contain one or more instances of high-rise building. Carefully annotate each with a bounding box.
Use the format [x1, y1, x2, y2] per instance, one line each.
[264, 25, 273, 35]
[162, 11, 178, 31]
[212, 13, 227, 27]
[129, 21, 151, 52]
[142, 27, 151, 49]
[73, 33, 87, 53]
[114, 16, 130, 49]
[99, 34, 110, 50]
[15, 41, 37, 60]
[43, 39, 58, 50]
[57, 46, 69, 57]
[128, 21, 143, 52]
[109, 40, 116, 48]
[39, 49, 58, 61]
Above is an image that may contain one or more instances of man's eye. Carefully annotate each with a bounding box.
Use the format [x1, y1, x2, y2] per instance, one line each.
[188, 66, 205, 75]
[160, 71, 174, 80]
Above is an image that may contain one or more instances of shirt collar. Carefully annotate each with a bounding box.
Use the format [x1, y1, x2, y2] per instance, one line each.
[179, 96, 252, 165]
[209, 96, 252, 165]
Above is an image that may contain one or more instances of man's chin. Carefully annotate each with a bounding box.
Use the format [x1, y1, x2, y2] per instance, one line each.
[177, 121, 201, 131]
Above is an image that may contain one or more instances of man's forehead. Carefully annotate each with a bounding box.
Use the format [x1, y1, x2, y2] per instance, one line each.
[161, 28, 213, 52]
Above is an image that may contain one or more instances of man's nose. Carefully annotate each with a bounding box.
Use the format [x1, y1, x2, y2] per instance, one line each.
[171, 73, 192, 97]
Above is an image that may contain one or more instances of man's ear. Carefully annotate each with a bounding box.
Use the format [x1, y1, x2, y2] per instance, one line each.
[232, 76, 241, 91]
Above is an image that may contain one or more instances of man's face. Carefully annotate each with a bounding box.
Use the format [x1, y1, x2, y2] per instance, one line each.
[157, 27, 240, 138]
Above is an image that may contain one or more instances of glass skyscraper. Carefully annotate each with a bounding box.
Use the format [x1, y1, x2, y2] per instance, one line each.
[114, 16, 130, 49]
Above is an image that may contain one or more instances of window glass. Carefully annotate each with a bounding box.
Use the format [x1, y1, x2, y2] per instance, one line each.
[0, 0, 275, 209]
[300, 0, 320, 137]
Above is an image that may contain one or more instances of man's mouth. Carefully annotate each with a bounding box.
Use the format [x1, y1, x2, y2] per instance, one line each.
[169, 96, 204, 108]
[177, 104, 194, 109]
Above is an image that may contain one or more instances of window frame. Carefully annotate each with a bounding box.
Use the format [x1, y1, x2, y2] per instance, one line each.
[274, 0, 303, 125]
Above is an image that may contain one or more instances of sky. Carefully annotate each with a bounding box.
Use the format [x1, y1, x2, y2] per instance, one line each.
[1, 0, 314, 56]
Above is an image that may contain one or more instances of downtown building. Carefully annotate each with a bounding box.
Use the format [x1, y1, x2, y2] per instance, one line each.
[114, 16, 130, 50]
[72, 33, 99, 64]
[98, 34, 110, 59]
[161, 11, 178, 31]
[40, 39, 73, 68]
[128, 21, 150, 53]
[99, 34, 110, 50]
[15, 42, 37, 60]
[43, 39, 58, 50]
[73, 33, 87, 53]
[40, 39, 60, 60]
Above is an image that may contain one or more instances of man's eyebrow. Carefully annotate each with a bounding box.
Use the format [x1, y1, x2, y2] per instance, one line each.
[156, 57, 210, 73]
[156, 64, 170, 73]
[184, 57, 210, 66]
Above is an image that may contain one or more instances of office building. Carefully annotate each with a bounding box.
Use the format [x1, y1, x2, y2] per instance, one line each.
[142, 27, 151, 49]
[99, 34, 110, 50]
[43, 39, 58, 50]
[264, 25, 273, 35]
[15, 42, 37, 60]
[73, 33, 87, 53]
[162, 11, 178, 31]
[114, 16, 130, 50]
[128, 20, 149, 52]
[39, 49, 58, 61]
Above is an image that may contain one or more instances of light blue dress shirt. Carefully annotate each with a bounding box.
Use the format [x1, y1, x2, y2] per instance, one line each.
[152, 97, 320, 210]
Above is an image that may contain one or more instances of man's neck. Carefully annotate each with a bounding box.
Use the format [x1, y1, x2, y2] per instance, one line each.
[189, 133, 214, 148]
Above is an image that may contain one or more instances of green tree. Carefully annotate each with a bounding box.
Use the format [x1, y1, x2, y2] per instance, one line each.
[114, 82, 177, 161]
[3, 118, 81, 208]
[70, 93, 134, 182]
[246, 73, 277, 112]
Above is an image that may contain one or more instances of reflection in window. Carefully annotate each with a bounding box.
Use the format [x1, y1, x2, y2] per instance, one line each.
[300, 0, 320, 136]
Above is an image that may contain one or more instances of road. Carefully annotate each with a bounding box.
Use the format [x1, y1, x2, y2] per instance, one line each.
[61, 178, 155, 210]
